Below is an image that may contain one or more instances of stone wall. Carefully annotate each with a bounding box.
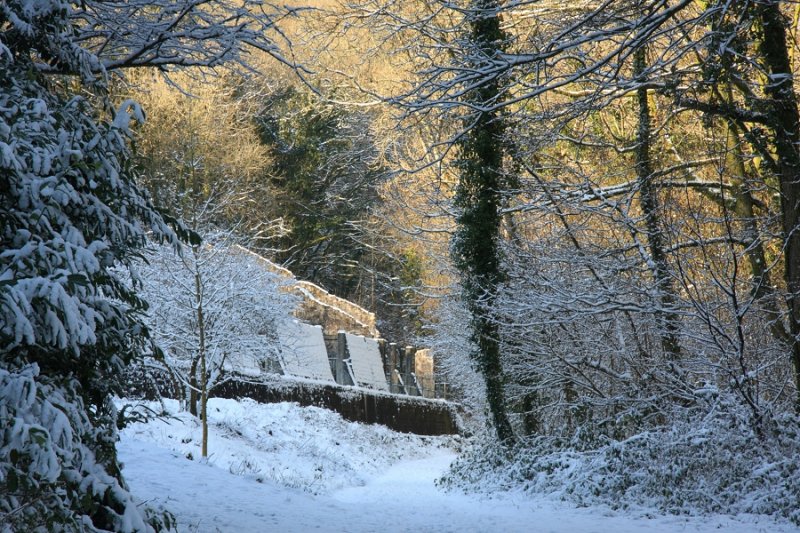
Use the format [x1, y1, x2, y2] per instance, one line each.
[233, 245, 378, 337]
[230, 246, 444, 397]
[414, 349, 435, 398]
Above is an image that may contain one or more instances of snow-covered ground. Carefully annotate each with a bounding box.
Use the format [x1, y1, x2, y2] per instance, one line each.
[118, 398, 798, 533]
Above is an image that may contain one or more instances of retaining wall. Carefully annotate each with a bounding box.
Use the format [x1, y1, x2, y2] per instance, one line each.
[212, 376, 460, 436]
[125, 366, 460, 436]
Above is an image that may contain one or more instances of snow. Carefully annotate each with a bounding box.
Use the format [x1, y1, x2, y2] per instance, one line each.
[118, 398, 446, 494]
[344, 332, 389, 391]
[278, 320, 335, 383]
[117, 398, 798, 533]
[112, 99, 144, 130]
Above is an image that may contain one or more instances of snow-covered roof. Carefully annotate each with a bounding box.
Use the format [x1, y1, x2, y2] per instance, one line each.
[345, 333, 388, 391]
[278, 320, 335, 382]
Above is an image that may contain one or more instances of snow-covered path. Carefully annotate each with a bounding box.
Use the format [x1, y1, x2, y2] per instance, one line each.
[119, 437, 794, 533]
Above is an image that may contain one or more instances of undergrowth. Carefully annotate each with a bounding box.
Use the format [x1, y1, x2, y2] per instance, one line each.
[440, 396, 800, 525]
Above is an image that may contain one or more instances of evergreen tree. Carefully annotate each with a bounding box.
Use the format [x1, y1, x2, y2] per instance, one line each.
[0, 0, 290, 528]
[253, 85, 384, 300]
[0, 2, 176, 529]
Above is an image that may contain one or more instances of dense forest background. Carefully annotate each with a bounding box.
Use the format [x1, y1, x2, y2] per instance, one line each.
[4, 0, 800, 529]
[124, 0, 800, 433]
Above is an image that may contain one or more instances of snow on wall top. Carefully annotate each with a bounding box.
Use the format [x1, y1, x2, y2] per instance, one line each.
[278, 320, 335, 382]
[345, 333, 389, 391]
[232, 245, 378, 337]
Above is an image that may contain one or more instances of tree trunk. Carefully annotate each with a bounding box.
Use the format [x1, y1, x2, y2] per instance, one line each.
[194, 256, 209, 457]
[452, 0, 515, 443]
[723, 115, 790, 345]
[725, 120, 770, 299]
[634, 46, 681, 359]
[189, 358, 199, 417]
[757, 2, 800, 407]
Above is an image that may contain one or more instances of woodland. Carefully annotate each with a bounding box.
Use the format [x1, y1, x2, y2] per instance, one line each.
[3, 0, 800, 530]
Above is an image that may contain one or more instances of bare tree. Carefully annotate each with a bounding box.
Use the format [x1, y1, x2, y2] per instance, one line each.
[38, 0, 302, 78]
[138, 232, 294, 457]
[342, 0, 800, 436]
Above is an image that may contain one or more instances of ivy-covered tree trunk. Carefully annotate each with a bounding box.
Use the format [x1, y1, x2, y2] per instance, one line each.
[452, 0, 515, 443]
[756, 1, 800, 408]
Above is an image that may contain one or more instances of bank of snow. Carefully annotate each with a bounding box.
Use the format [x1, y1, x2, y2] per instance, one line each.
[118, 398, 797, 532]
[118, 397, 452, 494]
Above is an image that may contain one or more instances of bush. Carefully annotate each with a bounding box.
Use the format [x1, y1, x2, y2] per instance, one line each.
[441, 394, 800, 525]
[0, 365, 174, 532]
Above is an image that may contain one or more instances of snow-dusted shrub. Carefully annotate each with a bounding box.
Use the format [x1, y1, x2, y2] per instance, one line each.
[0, 366, 174, 532]
[441, 394, 800, 525]
[0, 2, 175, 529]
